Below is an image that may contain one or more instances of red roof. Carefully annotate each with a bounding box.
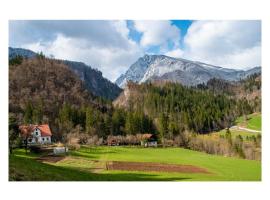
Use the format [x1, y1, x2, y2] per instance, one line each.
[19, 124, 52, 137]
[142, 134, 153, 139]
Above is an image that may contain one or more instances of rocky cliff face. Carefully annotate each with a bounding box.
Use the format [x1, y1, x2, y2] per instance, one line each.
[115, 54, 261, 87]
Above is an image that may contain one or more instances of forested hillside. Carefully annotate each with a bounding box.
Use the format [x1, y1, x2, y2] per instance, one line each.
[9, 54, 261, 159]
[114, 76, 261, 135]
[9, 47, 122, 100]
[9, 55, 112, 139]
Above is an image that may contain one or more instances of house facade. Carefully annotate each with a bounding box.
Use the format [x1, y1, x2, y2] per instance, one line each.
[141, 134, 158, 147]
[19, 124, 52, 145]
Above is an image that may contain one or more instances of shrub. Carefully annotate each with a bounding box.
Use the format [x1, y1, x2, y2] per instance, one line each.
[68, 143, 80, 150]
[29, 145, 42, 153]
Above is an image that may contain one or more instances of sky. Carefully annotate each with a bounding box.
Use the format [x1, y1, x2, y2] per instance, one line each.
[9, 20, 261, 82]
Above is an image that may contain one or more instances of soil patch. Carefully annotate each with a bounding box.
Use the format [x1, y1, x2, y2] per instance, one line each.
[106, 161, 210, 174]
[36, 156, 66, 163]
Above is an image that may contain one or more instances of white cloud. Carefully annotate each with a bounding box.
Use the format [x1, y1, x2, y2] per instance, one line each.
[133, 20, 181, 49]
[11, 20, 261, 82]
[183, 20, 261, 69]
[13, 20, 144, 82]
[23, 34, 142, 82]
[165, 49, 184, 58]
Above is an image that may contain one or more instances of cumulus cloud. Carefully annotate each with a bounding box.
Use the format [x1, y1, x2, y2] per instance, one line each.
[9, 20, 261, 81]
[183, 20, 261, 69]
[133, 20, 181, 50]
[165, 49, 184, 58]
[10, 20, 143, 81]
[23, 34, 142, 82]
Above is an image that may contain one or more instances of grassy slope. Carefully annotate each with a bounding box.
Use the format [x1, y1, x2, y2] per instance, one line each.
[213, 113, 261, 139]
[236, 113, 261, 131]
[10, 147, 261, 181]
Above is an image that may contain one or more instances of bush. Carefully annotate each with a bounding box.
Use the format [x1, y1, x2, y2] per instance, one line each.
[68, 143, 80, 150]
[188, 134, 234, 157]
[29, 145, 42, 153]
[173, 131, 191, 148]
[86, 135, 99, 146]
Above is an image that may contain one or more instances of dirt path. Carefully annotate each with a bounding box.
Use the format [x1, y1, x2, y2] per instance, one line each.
[106, 161, 210, 174]
[230, 126, 261, 133]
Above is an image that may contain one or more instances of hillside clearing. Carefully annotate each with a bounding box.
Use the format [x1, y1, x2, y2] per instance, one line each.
[235, 113, 261, 131]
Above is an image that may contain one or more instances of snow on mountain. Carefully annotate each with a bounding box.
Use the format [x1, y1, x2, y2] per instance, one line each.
[115, 54, 158, 88]
[115, 54, 261, 87]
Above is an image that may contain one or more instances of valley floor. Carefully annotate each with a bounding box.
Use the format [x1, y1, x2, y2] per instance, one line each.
[9, 146, 261, 181]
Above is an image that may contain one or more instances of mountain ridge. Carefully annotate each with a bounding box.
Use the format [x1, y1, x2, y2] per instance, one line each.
[115, 54, 261, 88]
[9, 47, 122, 100]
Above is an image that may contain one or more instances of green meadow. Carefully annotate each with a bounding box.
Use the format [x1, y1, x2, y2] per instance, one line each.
[9, 146, 261, 181]
[235, 113, 261, 131]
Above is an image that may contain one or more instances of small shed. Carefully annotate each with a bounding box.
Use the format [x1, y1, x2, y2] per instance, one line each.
[141, 134, 158, 147]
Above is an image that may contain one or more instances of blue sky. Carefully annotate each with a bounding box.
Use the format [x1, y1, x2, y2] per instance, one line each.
[9, 20, 261, 82]
[126, 20, 193, 54]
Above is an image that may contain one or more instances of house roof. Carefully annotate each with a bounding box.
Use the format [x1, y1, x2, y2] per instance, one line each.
[19, 124, 52, 137]
[142, 134, 154, 139]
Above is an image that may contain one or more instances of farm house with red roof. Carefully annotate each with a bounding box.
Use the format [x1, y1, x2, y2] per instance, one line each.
[141, 134, 158, 147]
[19, 124, 52, 145]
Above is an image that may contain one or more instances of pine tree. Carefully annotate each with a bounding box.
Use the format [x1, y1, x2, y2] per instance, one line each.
[159, 112, 169, 147]
[24, 102, 33, 124]
[85, 106, 95, 134]
[9, 114, 19, 154]
[32, 100, 44, 124]
[111, 109, 126, 135]
[125, 112, 134, 135]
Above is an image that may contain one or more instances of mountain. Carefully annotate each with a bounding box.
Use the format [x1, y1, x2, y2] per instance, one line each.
[9, 47, 36, 59]
[9, 47, 122, 100]
[63, 60, 122, 100]
[115, 54, 261, 88]
[9, 56, 114, 140]
[115, 55, 158, 87]
[9, 57, 96, 116]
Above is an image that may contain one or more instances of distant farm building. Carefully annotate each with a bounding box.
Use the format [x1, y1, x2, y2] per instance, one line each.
[107, 137, 120, 146]
[141, 134, 158, 147]
[19, 124, 52, 145]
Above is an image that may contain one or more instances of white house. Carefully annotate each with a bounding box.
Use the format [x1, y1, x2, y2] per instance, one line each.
[19, 124, 52, 145]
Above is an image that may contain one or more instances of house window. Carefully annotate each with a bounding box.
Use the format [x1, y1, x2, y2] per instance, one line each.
[47, 138, 49, 141]
[36, 132, 38, 136]
[42, 138, 45, 141]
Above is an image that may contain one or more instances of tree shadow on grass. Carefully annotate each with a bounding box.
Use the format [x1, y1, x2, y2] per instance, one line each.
[70, 148, 117, 160]
[9, 155, 190, 181]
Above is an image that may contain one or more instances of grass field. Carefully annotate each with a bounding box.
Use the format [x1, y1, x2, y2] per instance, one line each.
[212, 113, 261, 139]
[9, 146, 261, 181]
[235, 112, 261, 131]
